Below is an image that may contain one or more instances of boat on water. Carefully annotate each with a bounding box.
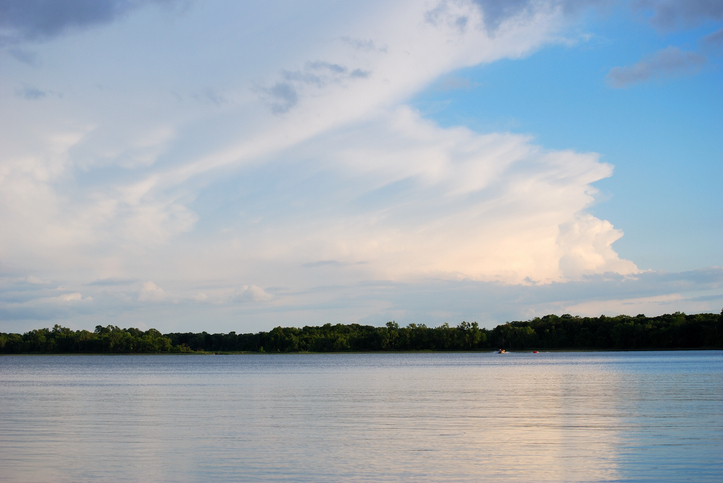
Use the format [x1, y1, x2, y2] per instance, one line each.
[497, 349, 506, 354]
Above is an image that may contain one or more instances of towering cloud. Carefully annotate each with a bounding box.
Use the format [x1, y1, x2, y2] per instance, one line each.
[1, 0, 718, 332]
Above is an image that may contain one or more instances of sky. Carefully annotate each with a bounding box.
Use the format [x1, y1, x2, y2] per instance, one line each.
[0, 0, 721, 334]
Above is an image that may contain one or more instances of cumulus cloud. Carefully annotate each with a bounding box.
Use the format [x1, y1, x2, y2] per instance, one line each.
[138, 281, 166, 302]
[264, 106, 637, 284]
[0, 0, 681, 333]
[234, 285, 273, 303]
[606, 46, 707, 87]
[0, 1, 628, 286]
[39, 291, 93, 305]
[57, 292, 90, 302]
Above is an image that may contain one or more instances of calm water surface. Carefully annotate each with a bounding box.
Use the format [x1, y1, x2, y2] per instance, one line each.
[1, 351, 721, 482]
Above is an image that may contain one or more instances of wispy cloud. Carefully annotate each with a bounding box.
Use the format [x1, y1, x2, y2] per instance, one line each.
[265, 82, 298, 114]
[262, 60, 373, 114]
[703, 27, 723, 49]
[14, 84, 46, 99]
[7, 47, 38, 64]
[606, 46, 706, 87]
[434, 75, 481, 91]
[0, 2, 626, 305]
[1, 1, 718, 334]
[634, 0, 723, 30]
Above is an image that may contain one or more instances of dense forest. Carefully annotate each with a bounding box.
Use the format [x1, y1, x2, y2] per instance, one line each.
[1, 311, 721, 354]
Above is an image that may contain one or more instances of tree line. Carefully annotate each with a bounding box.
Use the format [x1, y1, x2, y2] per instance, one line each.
[1, 311, 721, 354]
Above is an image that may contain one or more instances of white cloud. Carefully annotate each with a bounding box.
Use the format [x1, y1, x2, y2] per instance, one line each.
[229, 106, 637, 284]
[26, 276, 48, 285]
[0, 1, 668, 332]
[234, 285, 273, 303]
[138, 281, 166, 302]
[57, 292, 89, 303]
[0, 1, 580, 277]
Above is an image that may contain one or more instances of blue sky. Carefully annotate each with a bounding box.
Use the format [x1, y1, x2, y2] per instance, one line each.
[0, 0, 721, 334]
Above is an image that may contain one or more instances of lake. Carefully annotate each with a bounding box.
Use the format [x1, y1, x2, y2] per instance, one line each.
[1, 351, 721, 482]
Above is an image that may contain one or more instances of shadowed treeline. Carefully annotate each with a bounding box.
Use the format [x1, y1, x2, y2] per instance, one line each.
[1, 311, 722, 354]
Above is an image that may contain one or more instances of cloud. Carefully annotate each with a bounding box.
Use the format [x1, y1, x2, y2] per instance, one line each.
[191, 88, 228, 107]
[564, 293, 687, 316]
[2, 0, 692, 334]
[7, 47, 37, 64]
[703, 27, 723, 50]
[262, 60, 373, 114]
[435, 75, 480, 91]
[13, 84, 63, 100]
[0, 1, 630, 294]
[0, 0, 177, 46]
[606, 46, 707, 87]
[307, 61, 347, 74]
[634, 0, 723, 30]
[58, 292, 87, 302]
[266, 106, 638, 285]
[303, 260, 345, 268]
[340, 37, 387, 53]
[14, 84, 46, 99]
[138, 281, 166, 302]
[266, 82, 299, 113]
[1, 266, 719, 333]
[25, 275, 48, 285]
[350, 69, 370, 78]
[425, 0, 609, 33]
[470, 0, 539, 31]
[234, 285, 273, 303]
[87, 278, 137, 286]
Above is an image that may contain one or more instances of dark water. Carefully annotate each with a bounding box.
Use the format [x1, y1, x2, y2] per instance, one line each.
[1, 351, 721, 482]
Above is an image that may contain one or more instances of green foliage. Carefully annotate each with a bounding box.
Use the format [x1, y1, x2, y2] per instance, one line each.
[1, 311, 721, 354]
[490, 311, 723, 350]
[0, 325, 175, 354]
